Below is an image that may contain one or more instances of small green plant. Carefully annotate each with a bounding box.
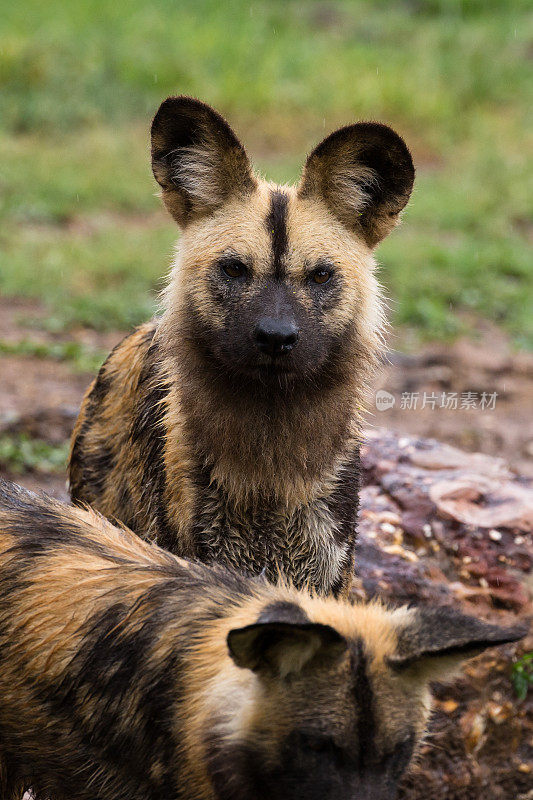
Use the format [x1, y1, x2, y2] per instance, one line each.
[0, 433, 69, 474]
[0, 339, 106, 373]
[512, 653, 533, 701]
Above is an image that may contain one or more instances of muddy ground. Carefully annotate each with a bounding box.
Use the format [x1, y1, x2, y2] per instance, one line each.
[0, 297, 531, 798]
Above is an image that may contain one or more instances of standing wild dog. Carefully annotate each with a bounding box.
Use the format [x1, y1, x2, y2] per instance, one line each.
[69, 96, 416, 595]
[0, 481, 526, 800]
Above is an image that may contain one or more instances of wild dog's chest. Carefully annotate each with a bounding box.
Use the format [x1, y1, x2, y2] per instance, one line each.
[190, 485, 352, 594]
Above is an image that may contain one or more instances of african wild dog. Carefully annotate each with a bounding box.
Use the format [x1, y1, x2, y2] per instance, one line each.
[0, 480, 525, 800]
[69, 95, 416, 595]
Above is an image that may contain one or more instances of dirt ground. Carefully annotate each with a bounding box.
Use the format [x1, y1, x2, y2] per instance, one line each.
[0, 298, 121, 497]
[374, 321, 533, 479]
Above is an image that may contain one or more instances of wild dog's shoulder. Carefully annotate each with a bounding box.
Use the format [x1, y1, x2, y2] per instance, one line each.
[68, 320, 166, 508]
[72, 322, 163, 429]
[96, 320, 162, 388]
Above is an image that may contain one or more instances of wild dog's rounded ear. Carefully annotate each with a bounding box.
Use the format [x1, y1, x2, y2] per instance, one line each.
[298, 122, 415, 247]
[388, 606, 528, 682]
[151, 96, 256, 227]
[227, 618, 347, 678]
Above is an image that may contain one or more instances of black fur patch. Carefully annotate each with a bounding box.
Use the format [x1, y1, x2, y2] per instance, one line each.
[325, 446, 360, 548]
[69, 367, 112, 496]
[393, 606, 528, 669]
[115, 480, 136, 529]
[69, 328, 144, 506]
[387, 732, 415, 784]
[266, 190, 289, 279]
[257, 601, 309, 626]
[350, 638, 376, 771]
[79, 444, 115, 498]
[128, 342, 176, 551]
[204, 731, 261, 800]
[25, 592, 183, 798]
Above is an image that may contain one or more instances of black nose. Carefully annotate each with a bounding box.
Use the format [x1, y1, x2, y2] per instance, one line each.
[254, 317, 299, 357]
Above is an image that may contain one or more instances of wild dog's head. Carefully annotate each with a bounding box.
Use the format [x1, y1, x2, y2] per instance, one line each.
[212, 601, 526, 800]
[152, 97, 414, 389]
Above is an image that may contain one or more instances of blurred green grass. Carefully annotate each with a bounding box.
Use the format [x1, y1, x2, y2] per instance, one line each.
[0, 433, 69, 474]
[1, 0, 531, 345]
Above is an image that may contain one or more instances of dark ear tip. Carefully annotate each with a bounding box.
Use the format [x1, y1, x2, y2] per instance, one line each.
[151, 95, 210, 132]
[311, 120, 414, 170]
[352, 122, 415, 191]
[478, 621, 530, 649]
[150, 96, 246, 164]
[353, 120, 412, 149]
[421, 606, 531, 643]
[388, 619, 529, 673]
[500, 622, 530, 642]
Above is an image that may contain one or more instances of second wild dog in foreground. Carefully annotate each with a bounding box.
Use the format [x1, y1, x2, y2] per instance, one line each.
[0, 480, 526, 800]
[69, 95, 415, 596]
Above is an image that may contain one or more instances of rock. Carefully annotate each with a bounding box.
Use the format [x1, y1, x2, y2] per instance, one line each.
[356, 429, 532, 800]
[429, 476, 533, 530]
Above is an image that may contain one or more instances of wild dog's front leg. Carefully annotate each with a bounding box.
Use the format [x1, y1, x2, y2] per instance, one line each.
[325, 447, 360, 597]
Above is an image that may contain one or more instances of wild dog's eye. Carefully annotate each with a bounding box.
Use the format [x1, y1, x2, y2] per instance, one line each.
[310, 268, 332, 285]
[221, 260, 246, 279]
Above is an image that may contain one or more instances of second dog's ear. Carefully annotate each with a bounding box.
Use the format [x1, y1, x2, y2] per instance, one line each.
[228, 621, 346, 678]
[388, 606, 527, 682]
[227, 601, 346, 678]
[299, 122, 415, 247]
[151, 96, 256, 227]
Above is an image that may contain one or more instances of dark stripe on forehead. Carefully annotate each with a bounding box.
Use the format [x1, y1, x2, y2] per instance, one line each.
[265, 190, 289, 279]
[351, 638, 376, 771]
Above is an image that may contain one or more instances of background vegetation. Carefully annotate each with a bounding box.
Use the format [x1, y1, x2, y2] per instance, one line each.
[1, 0, 532, 345]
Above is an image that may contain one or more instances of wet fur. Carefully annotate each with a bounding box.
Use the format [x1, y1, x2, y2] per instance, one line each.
[69, 96, 416, 595]
[0, 481, 525, 800]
